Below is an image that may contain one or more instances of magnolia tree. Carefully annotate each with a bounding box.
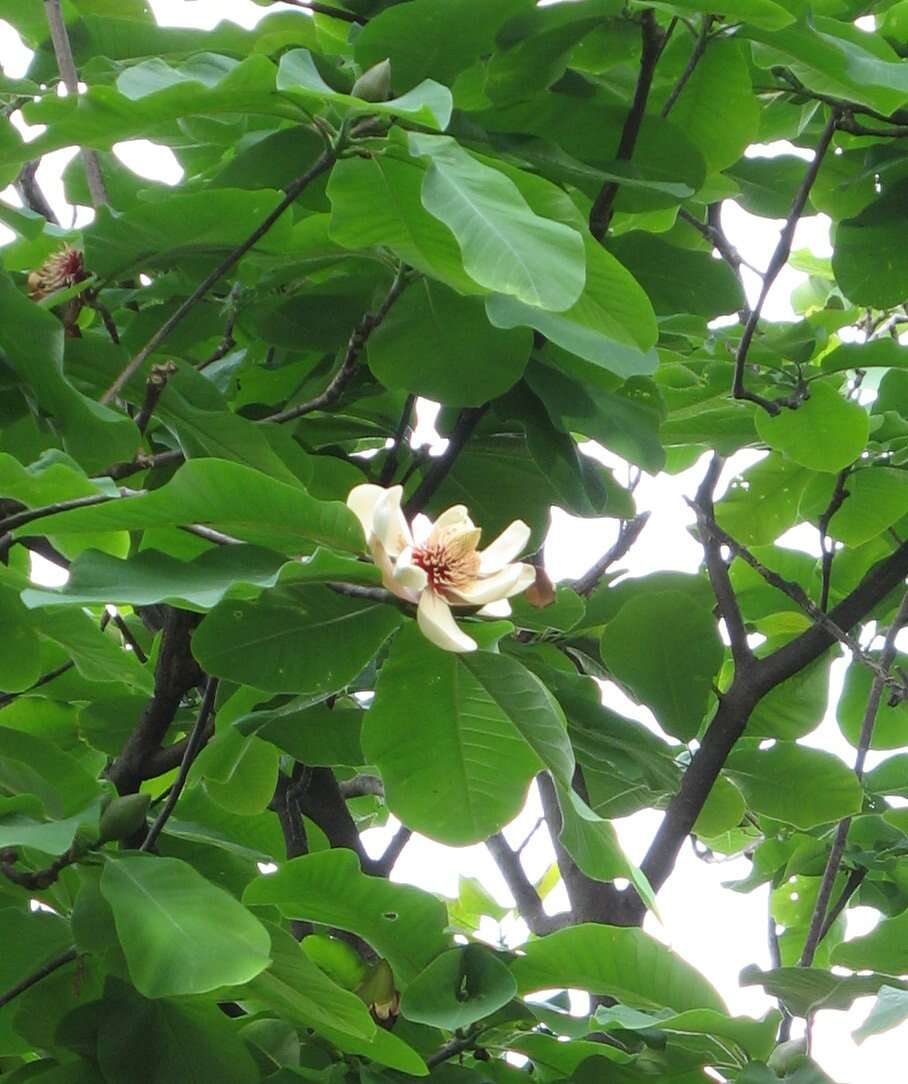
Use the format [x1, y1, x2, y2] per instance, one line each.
[2, 0, 908, 1080]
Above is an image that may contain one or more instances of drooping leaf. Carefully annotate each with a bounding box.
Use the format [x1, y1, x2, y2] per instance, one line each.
[100, 853, 271, 998]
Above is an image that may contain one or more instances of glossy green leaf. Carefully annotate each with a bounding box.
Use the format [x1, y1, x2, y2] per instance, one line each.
[362, 624, 560, 843]
[400, 944, 517, 1029]
[600, 591, 722, 741]
[724, 742, 862, 829]
[245, 848, 449, 984]
[485, 234, 658, 378]
[193, 588, 400, 694]
[832, 182, 908, 308]
[368, 279, 531, 405]
[27, 459, 364, 555]
[755, 382, 868, 473]
[853, 985, 908, 1043]
[100, 853, 271, 997]
[408, 134, 585, 311]
[96, 982, 261, 1084]
[511, 923, 726, 1013]
[837, 655, 908, 750]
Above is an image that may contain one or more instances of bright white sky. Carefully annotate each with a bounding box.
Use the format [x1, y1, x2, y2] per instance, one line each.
[0, 3, 901, 1080]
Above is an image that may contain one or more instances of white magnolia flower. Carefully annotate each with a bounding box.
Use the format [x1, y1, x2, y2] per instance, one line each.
[346, 484, 535, 653]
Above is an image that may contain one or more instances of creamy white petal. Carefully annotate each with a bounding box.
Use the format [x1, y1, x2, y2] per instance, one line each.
[372, 485, 412, 557]
[411, 513, 433, 545]
[346, 484, 386, 540]
[430, 505, 473, 534]
[369, 539, 411, 599]
[391, 548, 429, 595]
[446, 562, 534, 606]
[478, 520, 531, 574]
[417, 590, 477, 653]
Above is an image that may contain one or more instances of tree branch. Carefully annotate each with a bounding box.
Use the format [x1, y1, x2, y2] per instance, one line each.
[818, 467, 851, 612]
[798, 591, 908, 967]
[108, 609, 202, 794]
[660, 15, 712, 118]
[404, 405, 489, 518]
[265, 268, 410, 425]
[43, 0, 109, 207]
[0, 947, 78, 1011]
[573, 512, 650, 597]
[100, 150, 338, 404]
[589, 9, 664, 241]
[135, 361, 178, 436]
[732, 112, 839, 414]
[690, 455, 753, 671]
[379, 393, 416, 486]
[371, 824, 412, 878]
[14, 161, 59, 224]
[141, 677, 219, 852]
[0, 491, 117, 536]
[486, 830, 566, 937]
[634, 537, 908, 920]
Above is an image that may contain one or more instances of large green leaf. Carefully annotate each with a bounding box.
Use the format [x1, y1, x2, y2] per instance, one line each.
[660, 39, 759, 171]
[853, 985, 908, 1043]
[0, 275, 136, 473]
[485, 234, 658, 379]
[96, 982, 261, 1084]
[26, 459, 364, 555]
[837, 654, 908, 750]
[600, 591, 723, 741]
[362, 624, 560, 843]
[193, 588, 400, 694]
[367, 279, 531, 405]
[724, 742, 862, 829]
[554, 782, 656, 913]
[399, 944, 517, 1029]
[755, 382, 868, 473]
[244, 848, 449, 985]
[243, 923, 377, 1042]
[832, 182, 908, 308]
[0, 728, 100, 818]
[408, 134, 586, 311]
[327, 154, 480, 294]
[608, 232, 745, 320]
[511, 923, 726, 1013]
[100, 854, 271, 998]
[832, 905, 908, 974]
[353, 0, 529, 90]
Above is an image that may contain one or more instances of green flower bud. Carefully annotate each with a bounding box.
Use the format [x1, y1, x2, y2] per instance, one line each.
[98, 793, 151, 844]
[352, 59, 392, 103]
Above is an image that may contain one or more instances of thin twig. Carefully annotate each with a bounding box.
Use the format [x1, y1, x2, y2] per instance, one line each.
[732, 112, 839, 414]
[43, 0, 109, 207]
[339, 774, 384, 799]
[134, 361, 177, 435]
[426, 1032, 482, 1070]
[141, 677, 219, 852]
[0, 661, 74, 710]
[690, 456, 753, 670]
[100, 151, 338, 404]
[818, 468, 851, 612]
[573, 513, 650, 597]
[371, 824, 413, 877]
[15, 161, 59, 224]
[404, 405, 489, 518]
[486, 831, 564, 936]
[696, 513, 908, 698]
[660, 15, 712, 118]
[265, 269, 410, 425]
[590, 9, 664, 241]
[0, 947, 78, 1010]
[798, 591, 908, 969]
[0, 491, 116, 536]
[379, 394, 416, 486]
